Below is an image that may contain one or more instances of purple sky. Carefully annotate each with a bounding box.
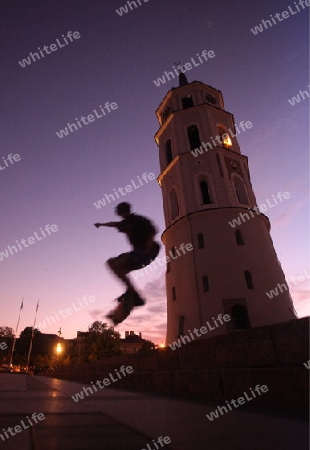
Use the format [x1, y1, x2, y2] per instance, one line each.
[0, 0, 309, 344]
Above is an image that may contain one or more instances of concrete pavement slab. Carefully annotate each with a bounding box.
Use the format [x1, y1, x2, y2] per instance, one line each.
[0, 373, 308, 450]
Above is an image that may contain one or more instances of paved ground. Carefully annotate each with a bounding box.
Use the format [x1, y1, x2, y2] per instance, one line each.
[0, 373, 308, 450]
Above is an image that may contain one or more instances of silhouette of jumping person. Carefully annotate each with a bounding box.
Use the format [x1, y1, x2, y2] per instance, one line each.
[94, 202, 160, 306]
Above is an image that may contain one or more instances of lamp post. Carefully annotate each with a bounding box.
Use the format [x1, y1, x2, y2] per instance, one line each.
[56, 342, 62, 366]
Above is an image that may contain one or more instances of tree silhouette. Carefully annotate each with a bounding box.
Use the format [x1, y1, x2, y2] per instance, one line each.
[15, 327, 42, 364]
[0, 326, 14, 337]
[138, 340, 156, 355]
[85, 321, 121, 360]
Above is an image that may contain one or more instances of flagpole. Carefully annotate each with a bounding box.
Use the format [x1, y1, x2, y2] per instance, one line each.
[26, 300, 40, 373]
[9, 298, 24, 367]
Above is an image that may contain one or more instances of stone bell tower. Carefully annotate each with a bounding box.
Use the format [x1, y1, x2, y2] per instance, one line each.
[154, 73, 297, 345]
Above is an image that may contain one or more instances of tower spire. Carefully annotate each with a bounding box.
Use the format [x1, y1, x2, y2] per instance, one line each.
[175, 62, 189, 87]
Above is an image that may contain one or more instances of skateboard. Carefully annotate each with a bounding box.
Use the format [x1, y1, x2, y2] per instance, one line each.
[107, 289, 145, 325]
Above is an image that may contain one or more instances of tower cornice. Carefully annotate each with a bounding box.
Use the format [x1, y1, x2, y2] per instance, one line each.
[157, 155, 180, 186]
[161, 207, 271, 243]
[157, 147, 249, 187]
[155, 80, 222, 116]
[154, 102, 235, 143]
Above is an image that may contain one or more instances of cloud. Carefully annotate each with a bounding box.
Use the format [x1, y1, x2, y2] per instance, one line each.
[272, 198, 307, 228]
[155, 322, 167, 330]
[147, 303, 166, 314]
[141, 275, 166, 300]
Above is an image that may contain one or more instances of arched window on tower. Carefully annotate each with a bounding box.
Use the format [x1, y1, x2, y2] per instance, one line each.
[165, 140, 173, 166]
[187, 125, 201, 150]
[161, 107, 171, 124]
[178, 315, 185, 337]
[169, 189, 179, 220]
[244, 270, 254, 289]
[202, 276, 210, 292]
[231, 304, 250, 329]
[172, 286, 177, 301]
[182, 96, 194, 109]
[234, 177, 249, 205]
[166, 261, 171, 273]
[235, 230, 245, 245]
[218, 126, 233, 149]
[197, 233, 204, 249]
[200, 180, 212, 204]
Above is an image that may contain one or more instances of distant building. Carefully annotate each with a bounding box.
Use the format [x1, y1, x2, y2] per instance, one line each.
[67, 331, 89, 362]
[0, 336, 13, 365]
[37, 333, 63, 356]
[120, 331, 146, 353]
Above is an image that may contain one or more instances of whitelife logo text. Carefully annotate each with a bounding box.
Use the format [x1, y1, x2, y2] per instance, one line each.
[0, 153, 21, 172]
[18, 31, 81, 68]
[153, 51, 215, 87]
[71, 365, 133, 402]
[93, 172, 156, 209]
[169, 314, 231, 350]
[228, 191, 291, 228]
[250, 1, 310, 35]
[206, 385, 269, 421]
[0, 224, 58, 262]
[56, 102, 118, 139]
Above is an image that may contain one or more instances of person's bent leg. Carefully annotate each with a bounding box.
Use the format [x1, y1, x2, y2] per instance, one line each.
[106, 254, 135, 291]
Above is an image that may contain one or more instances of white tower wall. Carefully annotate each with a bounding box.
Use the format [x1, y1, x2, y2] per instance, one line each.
[154, 79, 296, 345]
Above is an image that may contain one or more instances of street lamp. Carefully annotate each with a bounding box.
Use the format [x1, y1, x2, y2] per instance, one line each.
[56, 343, 62, 355]
[55, 342, 63, 368]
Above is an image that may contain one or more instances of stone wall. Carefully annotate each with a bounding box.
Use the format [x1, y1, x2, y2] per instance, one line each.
[43, 317, 309, 412]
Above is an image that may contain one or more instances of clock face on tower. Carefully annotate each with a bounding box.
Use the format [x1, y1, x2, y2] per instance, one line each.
[205, 94, 217, 105]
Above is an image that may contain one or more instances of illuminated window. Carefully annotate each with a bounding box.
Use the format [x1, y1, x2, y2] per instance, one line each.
[218, 127, 233, 149]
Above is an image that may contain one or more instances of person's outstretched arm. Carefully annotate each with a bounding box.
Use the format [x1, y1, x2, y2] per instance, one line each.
[94, 222, 119, 229]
